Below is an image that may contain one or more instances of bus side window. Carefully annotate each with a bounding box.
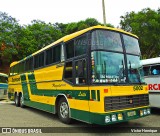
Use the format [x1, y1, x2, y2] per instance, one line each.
[66, 40, 74, 59]
[75, 59, 86, 84]
[25, 57, 33, 72]
[53, 45, 61, 63]
[34, 52, 44, 69]
[143, 66, 150, 76]
[75, 35, 87, 56]
[64, 61, 73, 83]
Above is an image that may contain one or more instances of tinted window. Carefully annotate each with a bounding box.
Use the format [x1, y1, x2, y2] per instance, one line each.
[53, 45, 61, 63]
[19, 62, 25, 73]
[75, 35, 87, 56]
[0, 76, 8, 83]
[46, 48, 53, 65]
[34, 55, 39, 69]
[150, 65, 160, 75]
[143, 66, 150, 76]
[34, 52, 44, 69]
[127, 55, 144, 83]
[75, 59, 87, 84]
[91, 51, 125, 83]
[123, 34, 140, 55]
[66, 40, 74, 59]
[25, 58, 33, 71]
[39, 52, 44, 67]
[46, 45, 61, 65]
[91, 30, 123, 52]
[14, 65, 19, 75]
[64, 61, 73, 83]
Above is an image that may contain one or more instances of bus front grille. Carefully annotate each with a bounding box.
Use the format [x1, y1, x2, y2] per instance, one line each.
[104, 94, 149, 111]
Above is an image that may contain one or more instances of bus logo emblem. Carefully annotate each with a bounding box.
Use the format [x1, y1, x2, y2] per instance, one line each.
[78, 91, 86, 97]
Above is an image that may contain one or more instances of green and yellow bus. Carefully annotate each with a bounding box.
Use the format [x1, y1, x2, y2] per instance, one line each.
[8, 25, 150, 125]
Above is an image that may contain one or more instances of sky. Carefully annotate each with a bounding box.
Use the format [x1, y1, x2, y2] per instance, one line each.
[0, 0, 160, 27]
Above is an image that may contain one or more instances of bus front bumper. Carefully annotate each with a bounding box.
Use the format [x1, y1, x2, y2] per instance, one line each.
[90, 107, 151, 125]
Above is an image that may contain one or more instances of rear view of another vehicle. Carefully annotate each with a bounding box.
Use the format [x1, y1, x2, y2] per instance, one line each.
[141, 57, 160, 108]
[0, 73, 8, 99]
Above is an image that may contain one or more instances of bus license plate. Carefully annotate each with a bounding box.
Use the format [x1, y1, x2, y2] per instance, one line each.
[127, 111, 136, 117]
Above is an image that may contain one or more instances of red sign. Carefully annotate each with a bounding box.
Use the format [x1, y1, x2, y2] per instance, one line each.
[148, 84, 160, 90]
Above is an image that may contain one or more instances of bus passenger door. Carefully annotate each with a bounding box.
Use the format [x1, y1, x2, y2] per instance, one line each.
[72, 59, 90, 123]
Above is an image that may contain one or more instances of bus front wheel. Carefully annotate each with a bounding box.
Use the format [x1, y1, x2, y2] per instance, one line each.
[57, 97, 71, 124]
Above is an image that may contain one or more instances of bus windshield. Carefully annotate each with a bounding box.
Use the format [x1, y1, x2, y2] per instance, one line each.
[91, 30, 144, 84]
[127, 55, 144, 83]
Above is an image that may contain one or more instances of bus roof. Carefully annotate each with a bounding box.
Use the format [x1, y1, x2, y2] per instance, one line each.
[10, 61, 19, 67]
[32, 25, 138, 56]
[10, 25, 138, 67]
[0, 73, 8, 77]
[141, 57, 160, 66]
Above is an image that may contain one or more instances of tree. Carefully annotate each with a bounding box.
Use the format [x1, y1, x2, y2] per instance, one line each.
[0, 12, 19, 63]
[0, 13, 115, 67]
[120, 8, 160, 58]
[17, 20, 63, 59]
[56, 18, 114, 35]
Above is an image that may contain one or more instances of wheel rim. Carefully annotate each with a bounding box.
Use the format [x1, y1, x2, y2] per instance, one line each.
[60, 102, 69, 118]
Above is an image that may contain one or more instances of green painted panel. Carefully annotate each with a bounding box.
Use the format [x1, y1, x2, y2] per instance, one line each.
[71, 109, 91, 123]
[20, 74, 30, 100]
[25, 101, 54, 113]
[70, 107, 150, 125]
[26, 73, 90, 100]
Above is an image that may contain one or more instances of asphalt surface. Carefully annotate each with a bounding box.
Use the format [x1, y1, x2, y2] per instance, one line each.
[0, 99, 160, 136]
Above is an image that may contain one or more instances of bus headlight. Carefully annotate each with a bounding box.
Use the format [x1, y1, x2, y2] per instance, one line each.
[118, 113, 123, 120]
[111, 114, 117, 122]
[140, 110, 143, 116]
[143, 109, 147, 115]
[147, 109, 150, 114]
[105, 116, 111, 123]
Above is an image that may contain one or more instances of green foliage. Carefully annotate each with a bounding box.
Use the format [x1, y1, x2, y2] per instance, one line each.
[0, 12, 19, 63]
[17, 20, 62, 58]
[66, 22, 78, 34]
[0, 12, 113, 67]
[2, 48, 18, 63]
[120, 8, 160, 59]
[56, 18, 113, 35]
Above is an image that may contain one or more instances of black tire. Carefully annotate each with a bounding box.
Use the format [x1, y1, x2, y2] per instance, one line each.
[19, 94, 25, 108]
[15, 93, 20, 107]
[14, 94, 16, 104]
[57, 97, 71, 124]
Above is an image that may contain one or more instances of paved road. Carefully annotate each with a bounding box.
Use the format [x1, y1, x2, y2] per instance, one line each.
[0, 99, 160, 136]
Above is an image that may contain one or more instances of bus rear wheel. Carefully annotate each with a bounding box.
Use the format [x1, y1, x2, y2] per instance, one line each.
[57, 97, 71, 124]
[15, 94, 20, 107]
[20, 94, 25, 108]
